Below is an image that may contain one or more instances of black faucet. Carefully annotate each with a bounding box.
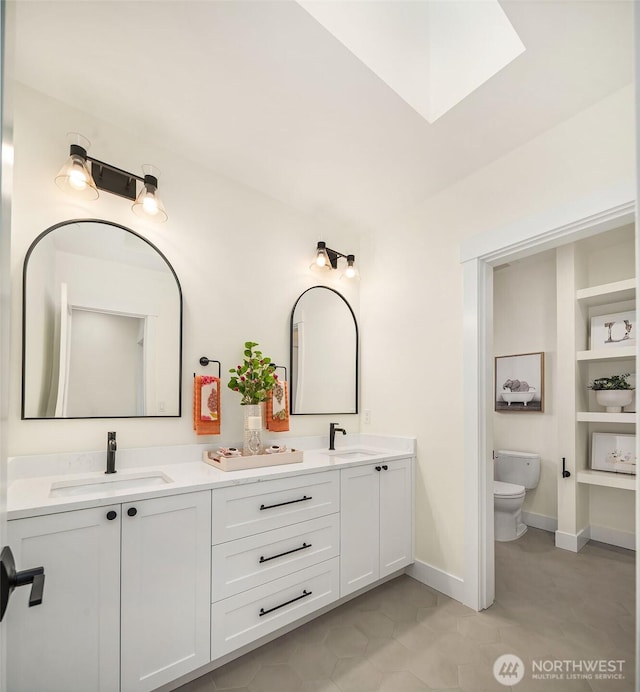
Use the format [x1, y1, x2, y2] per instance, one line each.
[329, 423, 346, 451]
[106, 432, 117, 474]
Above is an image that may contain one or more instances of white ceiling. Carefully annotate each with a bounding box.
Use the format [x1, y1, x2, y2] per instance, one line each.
[13, 1, 633, 231]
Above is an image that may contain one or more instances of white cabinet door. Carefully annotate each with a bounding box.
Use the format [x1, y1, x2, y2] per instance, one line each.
[340, 464, 380, 597]
[7, 506, 121, 692]
[120, 491, 211, 692]
[379, 458, 414, 578]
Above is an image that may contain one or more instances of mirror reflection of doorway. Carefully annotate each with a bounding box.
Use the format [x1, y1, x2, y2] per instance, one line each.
[65, 309, 145, 417]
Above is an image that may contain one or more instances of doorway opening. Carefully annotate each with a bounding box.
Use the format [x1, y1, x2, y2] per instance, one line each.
[461, 188, 636, 611]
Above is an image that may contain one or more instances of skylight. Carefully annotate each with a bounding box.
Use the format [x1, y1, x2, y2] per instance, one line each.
[297, 0, 525, 123]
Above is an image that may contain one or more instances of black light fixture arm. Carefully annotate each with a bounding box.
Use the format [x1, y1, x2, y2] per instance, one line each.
[70, 143, 145, 185]
[87, 156, 145, 184]
[317, 241, 353, 269]
[83, 155, 145, 202]
[57, 134, 168, 222]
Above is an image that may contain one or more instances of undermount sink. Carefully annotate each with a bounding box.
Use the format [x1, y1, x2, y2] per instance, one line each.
[328, 449, 380, 460]
[49, 471, 173, 498]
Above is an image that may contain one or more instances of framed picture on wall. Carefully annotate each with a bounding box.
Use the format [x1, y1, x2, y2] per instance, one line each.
[591, 432, 636, 475]
[495, 352, 544, 412]
[590, 310, 636, 350]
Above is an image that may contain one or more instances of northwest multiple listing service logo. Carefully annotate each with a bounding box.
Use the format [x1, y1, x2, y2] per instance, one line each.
[493, 655, 627, 686]
[493, 654, 525, 685]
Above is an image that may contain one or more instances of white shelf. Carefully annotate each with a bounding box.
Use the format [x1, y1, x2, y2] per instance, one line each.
[576, 412, 636, 423]
[576, 347, 636, 362]
[576, 278, 636, 307]
[577, 469, 636, 491]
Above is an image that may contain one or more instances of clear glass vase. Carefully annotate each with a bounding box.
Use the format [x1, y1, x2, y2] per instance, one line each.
[243, 403, 265, 456]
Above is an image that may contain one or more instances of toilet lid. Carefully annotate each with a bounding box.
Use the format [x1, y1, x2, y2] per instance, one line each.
[494, 480, 525, 498]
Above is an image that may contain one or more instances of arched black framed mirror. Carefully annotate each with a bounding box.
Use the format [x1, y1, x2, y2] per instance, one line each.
[290, 285, 358, 415]
[22, 219, 183, 419]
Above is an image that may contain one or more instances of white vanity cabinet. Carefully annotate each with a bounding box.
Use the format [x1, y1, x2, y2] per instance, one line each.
[7, 505, 121, 692]
[120, 491, 212, 692]
[7, 491, 211, 692]
[210, 470, 341, 658]
[340, 458, 414, 597]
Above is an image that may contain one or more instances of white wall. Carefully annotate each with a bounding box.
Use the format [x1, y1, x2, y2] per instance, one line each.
[9, 83, 361, 454]
[360, 84, 635, 578]
[9, 80, 635, 584]
[493, 250, 558, 523]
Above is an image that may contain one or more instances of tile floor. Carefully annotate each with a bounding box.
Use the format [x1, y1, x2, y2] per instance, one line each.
[175, 528, 635, 692]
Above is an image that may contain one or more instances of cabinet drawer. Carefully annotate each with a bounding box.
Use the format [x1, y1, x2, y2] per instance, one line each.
[211, 514, 339, 602]
[211, 557, 339, 658]
[212, 471, 339, 543]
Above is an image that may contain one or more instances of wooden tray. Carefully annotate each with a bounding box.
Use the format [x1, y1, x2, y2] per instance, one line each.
[202, 449, 303, 471]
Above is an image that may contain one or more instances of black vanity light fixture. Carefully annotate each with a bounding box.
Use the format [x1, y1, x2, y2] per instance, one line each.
[54, 133, 168, 223]
[310, 241, 359, 280]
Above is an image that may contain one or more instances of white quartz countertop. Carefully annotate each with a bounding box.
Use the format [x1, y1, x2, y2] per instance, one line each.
[8, 436, 416, 520]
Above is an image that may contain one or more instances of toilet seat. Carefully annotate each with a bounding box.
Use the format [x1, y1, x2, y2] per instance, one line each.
[494, 480, 525, 498]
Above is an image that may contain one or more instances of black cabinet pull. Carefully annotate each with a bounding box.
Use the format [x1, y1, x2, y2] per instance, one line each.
[259, 543, 312, 564]
[260, 495, 312, 511]
[382, 465, 388, 471]
[375, 466, 381, 472]
[106, 511, 117, 521]
[127, 507, 137, 517]
[259, 589, 312, 617]
[562, 457, 571, 479]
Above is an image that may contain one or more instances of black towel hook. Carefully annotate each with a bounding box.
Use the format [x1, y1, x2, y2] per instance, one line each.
[198, 357, 221, 378]
[272, 364, 288, 381]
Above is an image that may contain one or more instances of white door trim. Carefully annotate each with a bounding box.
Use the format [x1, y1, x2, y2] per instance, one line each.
[460, 181, 635, 611]
[0, 2, 15, 689]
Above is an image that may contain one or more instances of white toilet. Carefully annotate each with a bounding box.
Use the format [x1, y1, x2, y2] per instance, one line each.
[494, 450, 541, 542]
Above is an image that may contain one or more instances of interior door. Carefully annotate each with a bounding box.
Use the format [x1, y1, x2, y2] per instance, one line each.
[0, 1, 14, 690]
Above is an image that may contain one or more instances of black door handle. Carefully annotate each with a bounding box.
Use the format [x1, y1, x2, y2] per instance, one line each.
[562, 457, 571, 478]
[127, 507, 137, 517]
[106, 510, 117, 521]
[0, 546, 45, 621]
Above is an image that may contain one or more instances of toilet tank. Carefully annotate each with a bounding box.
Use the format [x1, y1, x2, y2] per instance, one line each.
[495, 450, 541, 489]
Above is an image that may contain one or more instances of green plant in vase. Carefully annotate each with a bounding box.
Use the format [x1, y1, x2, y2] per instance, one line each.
[228, 341, 277, 404]
[588, 373, 634, 413]
[228, 341, 277, 455]
[588, 373, 633, 390]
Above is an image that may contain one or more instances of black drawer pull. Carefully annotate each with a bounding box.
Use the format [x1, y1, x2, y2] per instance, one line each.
[382, 465, 388, 471]
[260, 495, 312, 511]
[259, 589, 312, 617]
[375, 466, 382, 472]
[259, 542, 312, 564]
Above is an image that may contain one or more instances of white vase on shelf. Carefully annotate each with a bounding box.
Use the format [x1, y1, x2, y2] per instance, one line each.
[595, 390, 634, 413]
[242, 403, 265, 455]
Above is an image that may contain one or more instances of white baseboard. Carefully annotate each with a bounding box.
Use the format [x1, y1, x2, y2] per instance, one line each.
[555, 524, 635, 552]
[406, 559, 465, 604]
[555, 527, 591, 552]
[589, 524, 636, 551]
[522, 511, 557, 533]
